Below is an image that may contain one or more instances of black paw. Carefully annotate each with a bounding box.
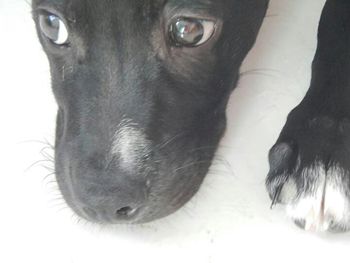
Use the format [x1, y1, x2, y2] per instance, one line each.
[266, 112, 350, 232]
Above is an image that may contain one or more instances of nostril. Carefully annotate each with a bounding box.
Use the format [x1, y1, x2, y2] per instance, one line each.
[115, 206, 137, 217]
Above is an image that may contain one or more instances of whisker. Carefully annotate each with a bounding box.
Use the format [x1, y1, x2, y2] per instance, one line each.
[265, 13, 278, 18]
[153, 131, 187, 151]
[24, 159, 53, 172]
[18, 138, 54, 147]
[172, 159, 213, 173]
[24, 0, 31, 7]
[212, 155, 234, 176]
[42, 172, 55, 181]
[239, 68, 281, 79]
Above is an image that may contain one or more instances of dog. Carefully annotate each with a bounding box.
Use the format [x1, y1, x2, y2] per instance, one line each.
[32, 0, 350, 232]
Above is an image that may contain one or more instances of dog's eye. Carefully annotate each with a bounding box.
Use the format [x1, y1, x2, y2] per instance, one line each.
[169, 18, 215, 47]
[39, 13, 69, 45]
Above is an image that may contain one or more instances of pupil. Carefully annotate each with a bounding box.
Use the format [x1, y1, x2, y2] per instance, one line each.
[39, 14, 59, 42]
[47, 15, 60, 29]
[173, 18, 204, 46]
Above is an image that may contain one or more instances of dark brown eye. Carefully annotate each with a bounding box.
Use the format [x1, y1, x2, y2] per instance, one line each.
[169, 18, 215, 47]
[39, 12, 69, 45]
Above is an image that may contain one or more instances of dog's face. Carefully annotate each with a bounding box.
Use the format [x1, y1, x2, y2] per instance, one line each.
[32, 0, 268, 223]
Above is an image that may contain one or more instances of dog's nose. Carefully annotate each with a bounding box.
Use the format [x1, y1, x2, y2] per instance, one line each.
[73, 173, 148, 223]
[68, 147, 151, 223]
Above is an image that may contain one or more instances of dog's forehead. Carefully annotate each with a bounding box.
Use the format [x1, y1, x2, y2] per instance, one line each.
[32, 0, 219, 14]
[32, 0, 223, 34]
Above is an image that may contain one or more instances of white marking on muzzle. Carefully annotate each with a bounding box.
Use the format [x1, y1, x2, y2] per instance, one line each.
[111, 119, 150, 172]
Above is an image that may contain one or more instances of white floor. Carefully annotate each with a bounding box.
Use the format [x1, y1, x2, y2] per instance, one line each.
[1, 0, 350, 263]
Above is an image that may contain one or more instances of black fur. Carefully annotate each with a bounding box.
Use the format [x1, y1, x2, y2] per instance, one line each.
[267, 0, 350, 232]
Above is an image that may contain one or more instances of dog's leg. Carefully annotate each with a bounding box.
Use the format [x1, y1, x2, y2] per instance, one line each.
[266, 0, 350, 232]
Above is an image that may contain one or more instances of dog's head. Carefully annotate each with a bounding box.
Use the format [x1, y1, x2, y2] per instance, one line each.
[32, 0, 268, 223]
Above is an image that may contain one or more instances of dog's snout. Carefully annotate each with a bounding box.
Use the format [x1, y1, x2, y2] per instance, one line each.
[71, 167, 149, 223]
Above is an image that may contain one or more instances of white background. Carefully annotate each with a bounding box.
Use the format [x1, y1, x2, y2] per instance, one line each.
[1, 0, 350, 262]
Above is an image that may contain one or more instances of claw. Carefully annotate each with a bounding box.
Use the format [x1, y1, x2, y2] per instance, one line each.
[270, 185, 283, 209]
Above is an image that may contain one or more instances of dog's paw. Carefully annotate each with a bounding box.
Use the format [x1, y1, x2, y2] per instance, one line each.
[266, 115, 350, 232]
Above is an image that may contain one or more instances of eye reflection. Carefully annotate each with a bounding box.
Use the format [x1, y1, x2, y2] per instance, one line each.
[170, 17, 215, 47]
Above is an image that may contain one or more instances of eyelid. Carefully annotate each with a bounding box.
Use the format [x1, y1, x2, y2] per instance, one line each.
[165, 4, 221, 21]
[168, 13, 218, 27]
[34, 5, 74, 25]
